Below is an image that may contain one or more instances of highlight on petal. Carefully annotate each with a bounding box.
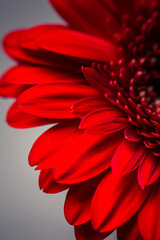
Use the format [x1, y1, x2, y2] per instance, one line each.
[91, 170, 151, 232]
[80, 107, 128, 135]
[117, 215, 143, 240]
[138, 181, 160, 240]
[138, 152, 160, 189]
[74, 221, 112, 240]
[112, 140, 147, 175]
[18, 83, 100, 119]
[64, 173, 105, 225]
[39, 169, 70, 194]
[7, 102, 55, 128]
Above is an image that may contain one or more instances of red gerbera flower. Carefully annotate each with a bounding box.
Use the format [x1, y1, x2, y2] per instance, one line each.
[1, 0, 160, 239]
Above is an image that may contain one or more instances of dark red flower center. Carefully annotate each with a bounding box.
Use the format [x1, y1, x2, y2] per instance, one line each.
[116, 1, 160, 118]
[92, 1, 160, 157]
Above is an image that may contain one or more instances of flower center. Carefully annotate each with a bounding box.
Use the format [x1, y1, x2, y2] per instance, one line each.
[92, 1, 160, 157]
[114, 1, 160, 120]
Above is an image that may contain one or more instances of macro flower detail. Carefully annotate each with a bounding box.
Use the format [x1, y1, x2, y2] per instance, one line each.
[1, 0, 160, 239]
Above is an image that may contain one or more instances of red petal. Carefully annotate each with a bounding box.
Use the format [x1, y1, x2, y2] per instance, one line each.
[64, 173, 105, 225]
[0, 70, 30, 98]
[18, 83, 99, 119]
[113, 0, 135, 15]
[138, 181, 160, 240]
[112, 140, 147, 175]
[80, 107, 128, 134]
[91, 170, 151, 232]
[29, 120, 124, 184]
[29, 120, 80, 167]
[18, 24, 65, 50]
[38, 27, 118, 62]
[138, 152, 160, 189]
[72, 96, 111, 119]
[82, 67, 110, 93]
[0, 82, 29, 98]
[3, 28, 82, 70]
[49, 0, 120, 40]
[117, 215, 143, 240]
[74, 222, 112, 240]
[7, 102, 54, 128]
[1, 65, 84, 85]
[124, 127, 142, 142]
[52, 131, 124, 184]
[39, 169, 70, 194]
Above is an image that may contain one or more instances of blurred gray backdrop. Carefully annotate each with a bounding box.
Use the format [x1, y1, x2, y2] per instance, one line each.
[0, 1, 117, 239]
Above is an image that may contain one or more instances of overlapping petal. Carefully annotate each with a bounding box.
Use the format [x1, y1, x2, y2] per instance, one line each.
[18, 83, 100, 119]
[138, 152, 160, 188]
[91, 170, 151, 232]
[72, 97, 111, 119]
[64, 173, 105, 225]
[80, 107, 128, 134]
[1, 65, 84, 85]
[117, 216, 143, 240]
[39, 169, 70, 194]
[7, 101, 55, 128]
[3, 27, 83, 69]
[29, 120, 124, 184]
[74, 221, 112, 240]
[112, 140, 147, 175]
[138, 181, 160, 240]
[49, 0, 120, 40]
[52, 131, 124, 184]
[38, 27, 119, 62]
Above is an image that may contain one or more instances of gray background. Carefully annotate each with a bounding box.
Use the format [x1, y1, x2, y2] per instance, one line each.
[0, 1, 116, 239]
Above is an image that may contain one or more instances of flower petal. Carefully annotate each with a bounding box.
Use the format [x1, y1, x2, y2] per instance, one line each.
[91, 170, 151, 232]
[113, 0, 135, 15]
[29, 120, 124, 184]
[80, 107, 128, 135]
[39, 169, 70, 194]
[3, 28, 82, 69]
[49, 0, 120, 40]
[138, 181, 160, 240]
[0, 82, 29, 98]
[117, 215, 143, 240]
[82, 67, 110, 93]
[74, 222, 112, 240]
[1, 65, 84, 85]
[7, 102, 54, 128]
[124, 127, 142, 142]
[38, 27, 118, 62]
[72, 97, 112, 119]
[18, 83, 99, 119]
[29, 120, 80, 167]
[138, 152, 160, 189]
[52, 131, 124, 184]
[64, 173, 105, 225]
[112, 140, 147, 175]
